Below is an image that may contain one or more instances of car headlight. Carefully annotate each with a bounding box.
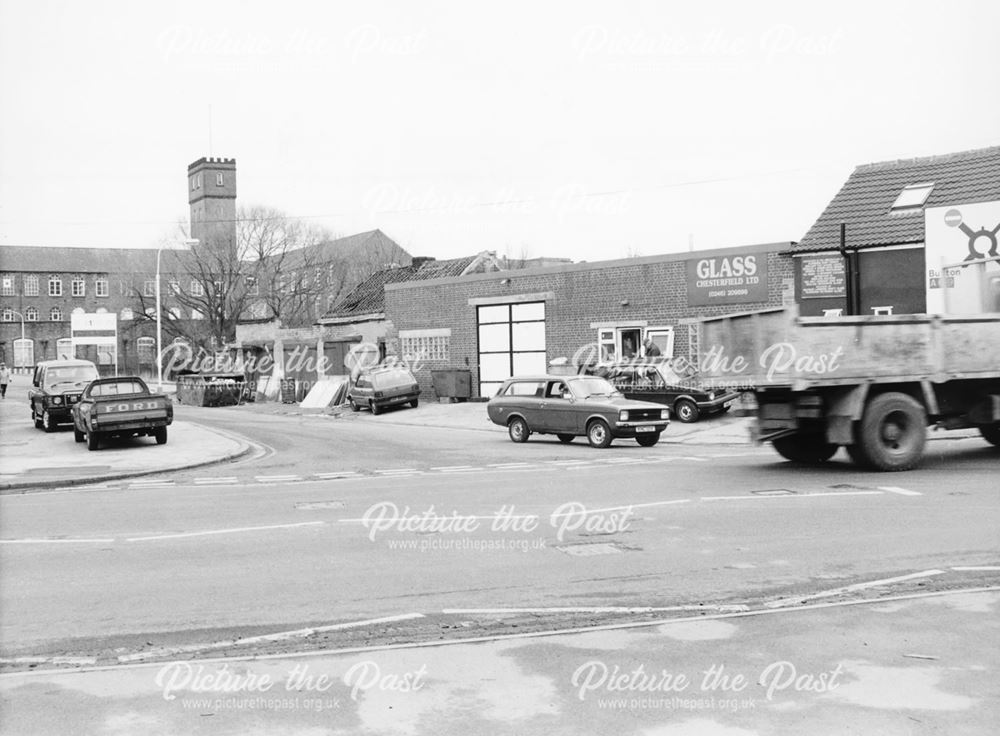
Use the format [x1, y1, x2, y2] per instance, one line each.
[51, 397, 63, 405]
[661, 409, 670, 420]
[619, 410, 629, 422]
[708, 392, 715, 401]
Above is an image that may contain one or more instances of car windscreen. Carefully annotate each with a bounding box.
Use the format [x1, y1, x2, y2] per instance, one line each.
[43, 366, 99, 388]
[88, 381, 147, 397]
[371, 370, 415, 389]
[568, 377, 621, 398]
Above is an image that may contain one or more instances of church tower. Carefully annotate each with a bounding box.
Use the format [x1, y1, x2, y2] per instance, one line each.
[187, 157, 237, 247]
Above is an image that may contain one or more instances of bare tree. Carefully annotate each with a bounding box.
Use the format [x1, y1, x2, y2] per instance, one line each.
[132, 206, 336, 350]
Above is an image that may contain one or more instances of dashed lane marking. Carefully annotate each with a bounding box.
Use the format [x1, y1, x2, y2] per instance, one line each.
[193, 477, 238, 485]
[702, 490, 884, 502]
[125, 521, 325, 542]
[0, 537, 115, 545]
[952, 566, 1000, 572]
[879, 486, 922, 496]
[254, 475, 302, 483]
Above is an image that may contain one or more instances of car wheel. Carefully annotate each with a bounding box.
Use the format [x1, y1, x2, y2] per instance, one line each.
[586, 419, 613, 448]
[369, 400, 382, 416]
[508, 417, 530, 443]
[674, 399, 700, 423]
[410, 398, 419, 408]
[772, 434, 838, 464]
[854, 392, 927, 471]
[154, 427, 168, 445]
[980, 423, 1000, 447]
[33, 407, 43, 429]
[636, 432, 660, 447]
[557, 434, 575, 444]
[350, 399, 360, 412]
[74, 427, 85, 443]
[86, 431, 101, 451]
[42, 409, 55, 433]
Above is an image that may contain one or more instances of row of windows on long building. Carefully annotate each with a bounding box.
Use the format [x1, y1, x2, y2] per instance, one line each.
[1, 274, 216, 298]
[1, 305, 213, 323]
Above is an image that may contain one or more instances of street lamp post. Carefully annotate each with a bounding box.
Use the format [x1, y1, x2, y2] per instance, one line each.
[156, 239, 198, 392]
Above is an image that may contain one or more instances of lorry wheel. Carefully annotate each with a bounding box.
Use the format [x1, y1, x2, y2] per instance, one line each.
[587, 419, 613, 448]
[855, 392, 927, 471]
[674, 399, 700, 423]
[154, 427, 168, 445]
[74, 427, 85, 443]
[772, 434, 838, 464]
[86, 431, 101, 451]
[980, 423, 1000, 447]
[508, 417, 530, 443]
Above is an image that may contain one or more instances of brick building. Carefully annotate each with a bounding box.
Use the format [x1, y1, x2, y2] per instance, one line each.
[382, 241, 795, 399]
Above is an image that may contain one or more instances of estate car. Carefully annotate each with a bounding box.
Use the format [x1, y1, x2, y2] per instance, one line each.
[487, 374, 669, 447]
[28, 359, 100, 432]
[594, 360, 741, 423]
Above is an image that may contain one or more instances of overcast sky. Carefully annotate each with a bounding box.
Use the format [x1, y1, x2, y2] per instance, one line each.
[2, 0, 998, 263]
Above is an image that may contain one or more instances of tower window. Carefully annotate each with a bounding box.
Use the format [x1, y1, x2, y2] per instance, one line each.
[216, 173, 225, 186]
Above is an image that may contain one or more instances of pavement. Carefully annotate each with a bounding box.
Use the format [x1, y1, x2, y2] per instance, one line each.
[0, 587, 996, 735]
[0, 374, 250, 492]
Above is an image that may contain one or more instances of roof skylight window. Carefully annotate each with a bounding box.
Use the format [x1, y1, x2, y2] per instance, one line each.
[891, 182, 934, 210]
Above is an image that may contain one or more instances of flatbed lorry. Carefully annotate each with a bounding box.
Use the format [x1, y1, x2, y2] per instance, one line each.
[694, 307, 1000, 471]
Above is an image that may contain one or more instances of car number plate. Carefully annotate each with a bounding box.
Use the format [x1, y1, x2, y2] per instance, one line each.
[636, 426, 655, 433]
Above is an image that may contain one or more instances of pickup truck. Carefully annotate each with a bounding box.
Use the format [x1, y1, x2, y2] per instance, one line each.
[28, 359, 100, 432]
[694, 307, 1000, 470]
[71, 376, 173, 451]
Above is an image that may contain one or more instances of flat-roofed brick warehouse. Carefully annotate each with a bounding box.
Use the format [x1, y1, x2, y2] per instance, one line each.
[382, 242, 795, 400]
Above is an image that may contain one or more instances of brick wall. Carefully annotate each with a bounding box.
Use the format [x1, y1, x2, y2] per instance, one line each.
[385, 244, 795, 399]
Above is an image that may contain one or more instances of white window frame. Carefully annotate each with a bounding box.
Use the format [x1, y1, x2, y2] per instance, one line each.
[50, 307, 63, 321]
[24, 275, 39, 296]
[13, 338, 34, 368]
[143, 280, 156, 297]
[95, 278, 109, 297]
[1, 276, 14, 296]
[72, 277, 86, 297]
[216, 172, 225, 186]
[1, 308, 13, 322]
[190, 280, 204, 297]
[25, 307, 39, 322]
[48, 277, 63, 297]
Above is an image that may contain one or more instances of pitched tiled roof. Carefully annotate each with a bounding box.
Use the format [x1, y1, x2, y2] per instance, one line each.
[0, 245, 162, 274]
[320, 254, 486, 320]
[281, 229, 410, 270]
[794, 146, 1000, 253]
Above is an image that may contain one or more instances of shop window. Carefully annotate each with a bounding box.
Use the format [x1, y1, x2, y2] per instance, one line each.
[56, 338, 73, 360]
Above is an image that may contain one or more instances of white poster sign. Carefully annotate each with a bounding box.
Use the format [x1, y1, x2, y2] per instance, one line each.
[925, 200, 1000, 314]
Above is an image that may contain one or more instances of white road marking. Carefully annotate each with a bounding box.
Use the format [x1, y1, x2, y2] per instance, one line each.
[702, 490, 884, 501]
[0, 537, 115, 545]
[487, 463, 533, 468]
[951, 566, 1000, 572]
[0, 656, 96, 665]
[314, 472, 359, 479]
[129, 479, 174, 485]
[117, 613, 425, 662]
[255, 475, 302, 483]
[430, 465, 475, 471]
[125, 521, 325, 542]
[193, 477, 238, 485]
[764, 569, 947, 608]
[375, 469, 419, 474]
[547, 460, 591, 466]
[879, 486, 922, 496]
[442, 604, 749, 615]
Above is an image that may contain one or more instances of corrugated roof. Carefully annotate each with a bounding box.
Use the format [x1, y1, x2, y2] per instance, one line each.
[794, 146, 1000, 253]
[320, 254, 487, 319]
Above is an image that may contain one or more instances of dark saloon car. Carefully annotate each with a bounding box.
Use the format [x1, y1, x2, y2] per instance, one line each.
[595, 360, 741, 423]
[348, 366, 420, 415]
[486, 374, 669, 447]
[28, 359, 100, 431]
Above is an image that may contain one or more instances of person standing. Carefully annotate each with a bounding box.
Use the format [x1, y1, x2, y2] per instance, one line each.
[0, 363, 10, 399]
